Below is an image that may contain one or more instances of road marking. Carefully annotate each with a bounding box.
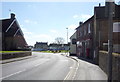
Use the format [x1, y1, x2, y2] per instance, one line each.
[72, 60, 79, 80]
[64, 58, 79, 81]
[0, 69, 26, 80]
[34, 63, 43, 67]
[64, 59, 76, 80]
[69, 67, 73, 69]
[60, 60, 68, 62]
[64, 68, 72, 80]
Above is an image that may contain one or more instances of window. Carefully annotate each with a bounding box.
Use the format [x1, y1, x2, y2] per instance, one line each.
[88, 23, 91, 33]
[72, 39, 76, 44]
[113, 22, 120, 32]
[84, 26, 86, 35]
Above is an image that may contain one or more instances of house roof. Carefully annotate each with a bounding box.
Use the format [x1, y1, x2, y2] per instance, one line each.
[76, 16, 94, 30]
[35, 42, 48, 45]
[1, 13, 27, 46]
[49, 43, 70, 47]
[1, 14, 24, 37]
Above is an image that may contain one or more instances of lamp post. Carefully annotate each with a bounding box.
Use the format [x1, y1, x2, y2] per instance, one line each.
[105, 0, 114, 82]
[66, 28, 68, 44]
[66, 28, 68, 56]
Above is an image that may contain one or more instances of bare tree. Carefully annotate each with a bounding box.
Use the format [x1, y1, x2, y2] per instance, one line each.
[54, 37, 65, 44]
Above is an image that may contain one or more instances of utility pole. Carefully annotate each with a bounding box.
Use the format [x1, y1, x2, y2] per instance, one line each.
[66, 27, 68, 56]
[105, 0, 114, 82]
[66, 28, 68, 44]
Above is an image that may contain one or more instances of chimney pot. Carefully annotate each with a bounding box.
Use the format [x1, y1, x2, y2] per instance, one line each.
[79, 22, 83, 26]
[99, 3, 101, 7]
[11, 13, 15, 19]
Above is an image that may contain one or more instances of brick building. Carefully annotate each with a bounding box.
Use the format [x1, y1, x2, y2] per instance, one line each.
[1, 13, 28, 51]
[94, 2, 120, 53]
[76, 2, 120, 62]
[76, 17, 94, 59]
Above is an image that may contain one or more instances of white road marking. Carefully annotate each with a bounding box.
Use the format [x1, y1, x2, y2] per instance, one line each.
[64, 58, 79, 81]
[34, 63, 43, 67]
[64, 59, 75, 80]
[72, 60, 79, 80]
[69, 67, 73, 69]
[60, 60, 68, 62]
[1, 59, 50, 80]
[0, 69, 26, 80]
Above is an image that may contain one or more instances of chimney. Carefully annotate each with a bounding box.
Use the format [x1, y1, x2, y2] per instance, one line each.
[79, 22, 83, 26]
[105, 0, 115, 17]
[99, 3, 101, 7]
[11, 13, 15, 19]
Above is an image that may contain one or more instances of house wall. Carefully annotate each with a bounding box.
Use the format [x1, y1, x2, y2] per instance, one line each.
[1, 13, 29, 51]
[76, 17, 94, 59]
[97, 19, 120, 53]
[70, 32, 76, 55]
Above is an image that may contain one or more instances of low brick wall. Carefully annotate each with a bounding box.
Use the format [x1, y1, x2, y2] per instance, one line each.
[1, 51, 32, 60]
[99, 51, 120, 81]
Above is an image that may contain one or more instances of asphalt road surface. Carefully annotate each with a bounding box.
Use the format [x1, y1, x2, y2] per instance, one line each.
[1, 52, 75, 80]
[1, 52, 107, 81]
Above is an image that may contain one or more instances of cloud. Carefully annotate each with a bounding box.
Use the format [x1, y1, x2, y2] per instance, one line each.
[21, 27, 27, 31]
[50, 29, 57, 33]
[80, 14, 91, 19]
[73, 14, 91, 22]
[68, 24, 78, 30]
[24, 19, 30, 23]
[73, 15, 79, 19]
[24, 19, 38, 24]
[34, 34, 51, 38]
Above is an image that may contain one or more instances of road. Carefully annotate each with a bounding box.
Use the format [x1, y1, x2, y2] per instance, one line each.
[1, 52, 107, 81]
[1, 52, 76, 80]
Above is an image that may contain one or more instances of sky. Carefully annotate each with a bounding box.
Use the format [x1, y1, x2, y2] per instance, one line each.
[1, 0, 120, 46]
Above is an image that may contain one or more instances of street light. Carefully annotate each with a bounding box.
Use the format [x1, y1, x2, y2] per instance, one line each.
[66, 28, 68, 44]
[66, 28, 68, 56]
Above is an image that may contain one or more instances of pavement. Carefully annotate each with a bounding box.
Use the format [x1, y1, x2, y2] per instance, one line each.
[68, 56, 108, 81]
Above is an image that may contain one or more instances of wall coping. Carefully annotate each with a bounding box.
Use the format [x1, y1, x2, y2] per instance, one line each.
[99, 50, 120, 57]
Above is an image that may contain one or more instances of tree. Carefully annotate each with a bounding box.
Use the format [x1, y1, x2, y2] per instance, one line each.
[54, 37, 65, 44]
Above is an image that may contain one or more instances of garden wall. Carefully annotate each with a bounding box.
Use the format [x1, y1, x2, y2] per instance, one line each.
[99, 51, 120, 81]
[1, 51, 32, 60]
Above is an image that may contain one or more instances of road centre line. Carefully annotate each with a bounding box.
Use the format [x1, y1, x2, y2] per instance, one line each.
[72, 60, 79, 80]
[64, 58, 78, 80]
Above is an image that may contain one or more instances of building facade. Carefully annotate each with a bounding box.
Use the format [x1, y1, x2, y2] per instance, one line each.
[76, 17, 94, 59]
[1, 13, 28, 51]
[76, 2, 120, 62]
[70, 31, 77, 56]
[34, 42, 48, 51]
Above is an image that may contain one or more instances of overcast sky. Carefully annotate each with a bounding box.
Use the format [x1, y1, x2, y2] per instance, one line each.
[1, 0, 120, 46]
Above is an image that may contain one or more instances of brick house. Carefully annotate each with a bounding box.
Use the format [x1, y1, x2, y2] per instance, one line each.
[76, 2, 120, 62]
[94, 2, 120, 53]
[76, 17, 94, 59]
[1, 13, 28, 51]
